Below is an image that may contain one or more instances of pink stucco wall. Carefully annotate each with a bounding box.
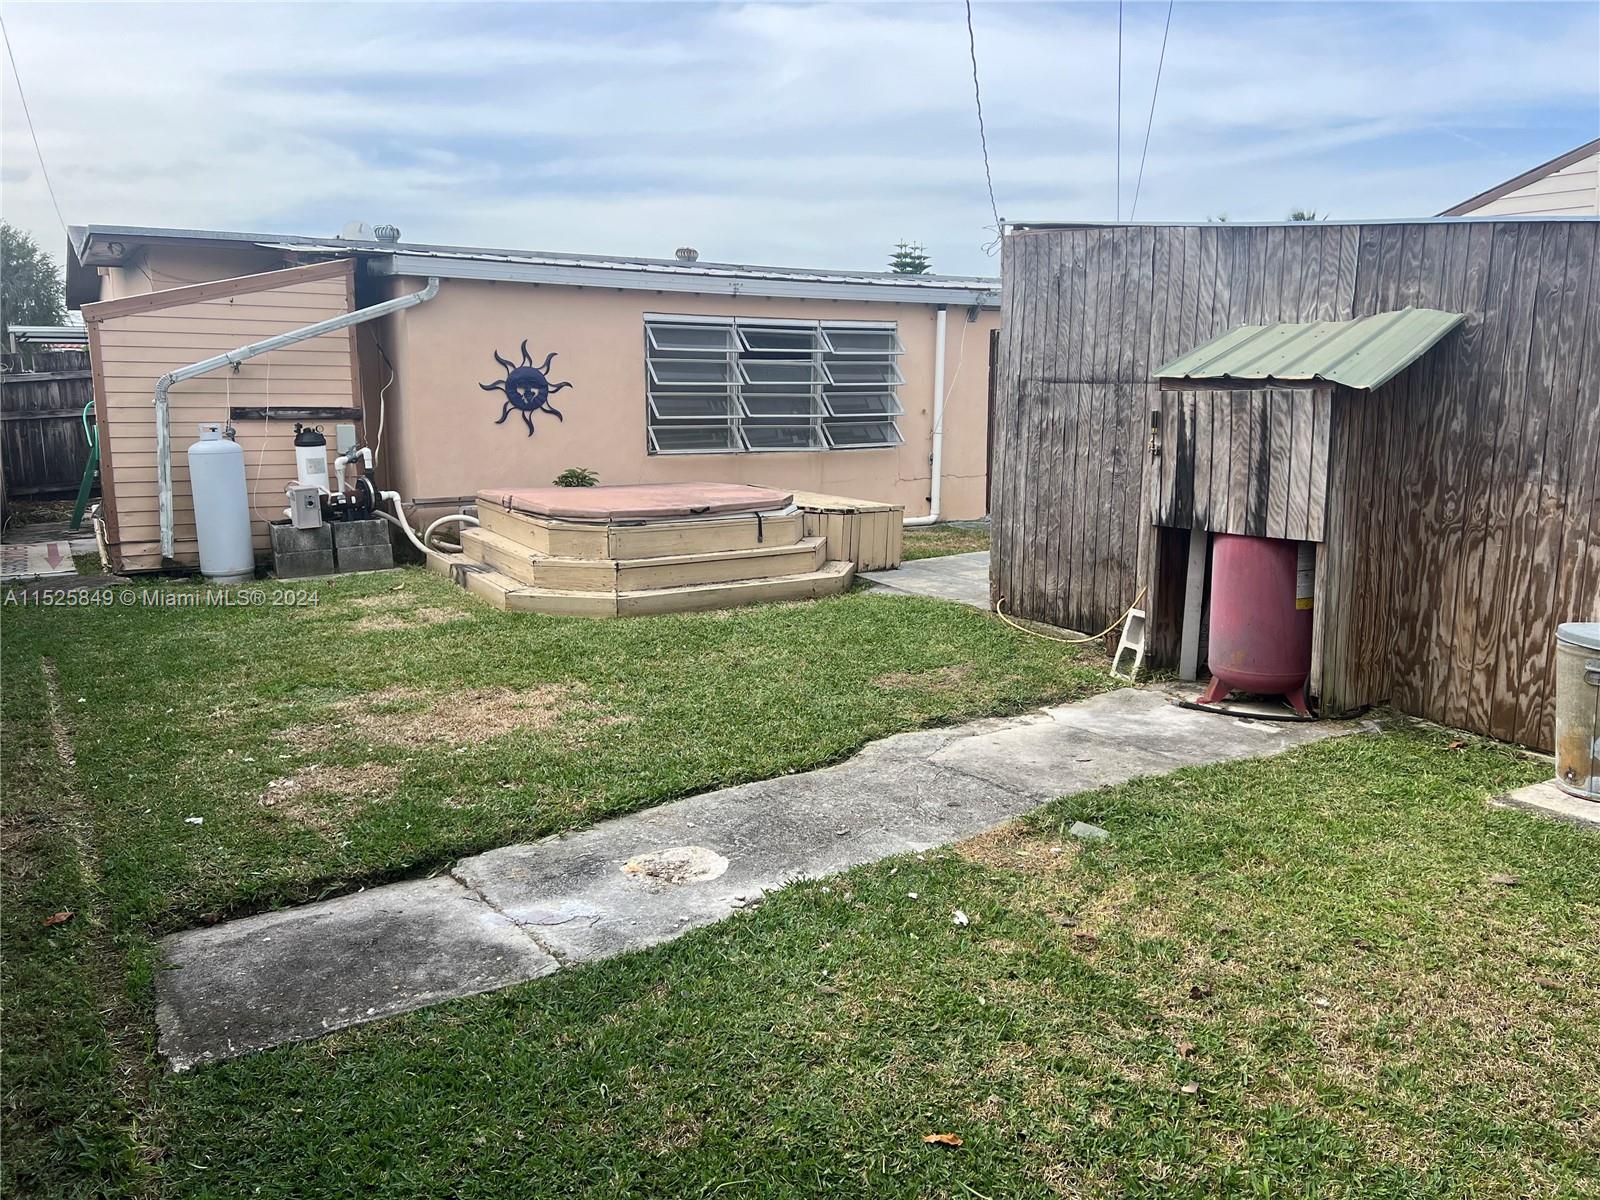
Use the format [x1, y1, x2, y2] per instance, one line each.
[369, 275, 997, 522]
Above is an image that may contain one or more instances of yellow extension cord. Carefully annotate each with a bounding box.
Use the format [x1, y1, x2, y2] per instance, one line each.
[993, 588, 1148, 646]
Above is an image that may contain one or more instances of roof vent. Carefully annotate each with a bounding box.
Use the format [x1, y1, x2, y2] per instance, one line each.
[337, 221, 374, 241]
[374, 224, 401, 243]
[675, 246, 699, 262]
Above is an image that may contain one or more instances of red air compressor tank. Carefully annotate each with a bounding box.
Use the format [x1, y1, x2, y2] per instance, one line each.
[1198, 534, 1314, 716]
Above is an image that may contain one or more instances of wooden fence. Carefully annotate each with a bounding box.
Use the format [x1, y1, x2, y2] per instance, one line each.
[1, 350, 95, 499]
[992, 219, 1599, 750]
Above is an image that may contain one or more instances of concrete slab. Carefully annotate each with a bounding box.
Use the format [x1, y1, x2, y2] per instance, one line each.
[156, 876, 558, 1071]
[862, 551, 990, 609]
[155, 688, 1356, 1068]
[1492, 779, 1600, 829]
[931, 689, 1334, 796]
[454, 752, 1039, 965]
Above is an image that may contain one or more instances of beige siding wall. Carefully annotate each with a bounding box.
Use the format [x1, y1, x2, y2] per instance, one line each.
[84, 261, 358, 572]
[1460, 149, 1600, 216]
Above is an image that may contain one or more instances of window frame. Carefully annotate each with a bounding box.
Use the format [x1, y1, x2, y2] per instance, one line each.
[645, 314, 905, 456]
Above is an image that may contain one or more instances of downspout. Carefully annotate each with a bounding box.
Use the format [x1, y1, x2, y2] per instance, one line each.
[904, 304, 948, 527]
[152, 275, 440, 559]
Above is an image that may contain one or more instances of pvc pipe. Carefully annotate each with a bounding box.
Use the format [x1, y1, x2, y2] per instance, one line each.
[152, 277, 440, 559]
[904, 305, 948, 527]
[377, 491, 431, 556]
[377, 492, 479, 556]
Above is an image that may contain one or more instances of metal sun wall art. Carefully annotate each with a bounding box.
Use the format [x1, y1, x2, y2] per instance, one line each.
[479, 341, 573, 436]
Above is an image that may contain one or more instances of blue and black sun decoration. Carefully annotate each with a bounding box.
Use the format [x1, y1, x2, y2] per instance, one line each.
[479, 341, 573, 436]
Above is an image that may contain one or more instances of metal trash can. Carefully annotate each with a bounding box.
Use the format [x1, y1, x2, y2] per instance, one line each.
[1554, 622, 1600, 801]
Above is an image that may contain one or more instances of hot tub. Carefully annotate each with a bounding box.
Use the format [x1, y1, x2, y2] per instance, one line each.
[478, 483, 794, 523]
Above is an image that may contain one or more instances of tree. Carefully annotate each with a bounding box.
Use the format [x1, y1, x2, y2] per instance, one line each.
[1287, 209, 1323, 221]
[889, 240, 931, 275]
[1, 222, 66, 334]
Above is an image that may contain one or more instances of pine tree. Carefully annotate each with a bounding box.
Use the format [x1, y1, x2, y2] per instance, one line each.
[889, 240, 932, 275]
[1, 222, 66, 334]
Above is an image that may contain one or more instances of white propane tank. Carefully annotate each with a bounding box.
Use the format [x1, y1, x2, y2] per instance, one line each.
[294, 424, 330, 493]
[186, 423, 254, 583]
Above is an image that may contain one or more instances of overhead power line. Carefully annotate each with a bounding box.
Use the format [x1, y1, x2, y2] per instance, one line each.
[1115, 0, 1123, 220]
[964, 0, 1003, 252]
[0, 16, 68, 236]
[1129, 0, 1176, 221]
[1132, 0, 1184, 224]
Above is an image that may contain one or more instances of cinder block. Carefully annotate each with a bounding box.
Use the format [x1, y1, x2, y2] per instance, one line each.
[331, 519, 392, 550]
[274, 549, 337, 578]
[270, 522, 333, 555]
[333, 543, 395, 573]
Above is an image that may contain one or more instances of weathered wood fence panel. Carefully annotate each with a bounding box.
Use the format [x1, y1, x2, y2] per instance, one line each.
[993, 218, 1599, 750]
[1151, 387, 1329, 541]
[1, 350, 95, 498]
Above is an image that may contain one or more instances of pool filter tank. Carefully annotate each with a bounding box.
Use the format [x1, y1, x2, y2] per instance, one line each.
[293, 424, 330, 494]
[186, 423, 254, 583]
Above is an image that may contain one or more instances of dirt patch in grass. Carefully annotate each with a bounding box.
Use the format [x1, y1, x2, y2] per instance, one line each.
[352, 606, 469, 633]
[954, 822, 1080, 874]
[871, 663, 974, 694]
[259, 764, 402, 833]
[292, 683, 622, 750]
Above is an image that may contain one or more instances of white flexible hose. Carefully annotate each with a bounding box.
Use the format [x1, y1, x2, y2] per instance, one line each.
[377, 491, 479, 555]
[422, 512, 478, 553]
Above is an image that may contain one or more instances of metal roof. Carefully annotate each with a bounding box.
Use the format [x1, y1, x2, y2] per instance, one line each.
[1154, 308, 1466, 391]
[66, 224, 999, 308]
[6, 324, 88, 344]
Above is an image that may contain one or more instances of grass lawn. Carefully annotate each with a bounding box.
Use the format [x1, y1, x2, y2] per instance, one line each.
[2, 567, 1109, 1195]
[902, 523, 991, 561]
[5, 572, 1595, 1197]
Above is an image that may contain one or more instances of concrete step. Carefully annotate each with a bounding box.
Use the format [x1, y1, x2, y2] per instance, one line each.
[460, 526, 828, 592]
[477, 504, 806, 561]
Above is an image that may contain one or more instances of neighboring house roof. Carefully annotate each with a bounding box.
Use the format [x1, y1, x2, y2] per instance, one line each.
[1440, 138, 1600, 217]
[66, 224, 1000, 309]
[1154, 308, 1466, 391]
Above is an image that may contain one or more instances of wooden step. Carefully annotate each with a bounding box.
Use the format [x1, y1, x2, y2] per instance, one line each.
[615, 559, 855, 616]
[434, 550, 855, 618]
[476, 504, 805, 561]
[460, 527, 828, 592]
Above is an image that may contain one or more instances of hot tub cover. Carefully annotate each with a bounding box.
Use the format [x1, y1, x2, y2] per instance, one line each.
[478, 483, 795, 522]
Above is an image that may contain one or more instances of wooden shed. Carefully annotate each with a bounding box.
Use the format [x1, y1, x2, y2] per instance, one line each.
[991, 217, 1598, 751]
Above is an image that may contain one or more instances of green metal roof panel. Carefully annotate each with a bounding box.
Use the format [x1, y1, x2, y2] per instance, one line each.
[1154, 307, 1466, 391]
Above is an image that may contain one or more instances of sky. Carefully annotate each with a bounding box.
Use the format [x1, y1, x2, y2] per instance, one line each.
[2, 1, 1596, 279]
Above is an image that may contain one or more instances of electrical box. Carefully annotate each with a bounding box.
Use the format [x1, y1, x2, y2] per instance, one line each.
[285, 483, 323, 530]
[335, 423, 359, 455]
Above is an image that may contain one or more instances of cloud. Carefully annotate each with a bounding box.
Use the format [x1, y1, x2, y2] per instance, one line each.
[2, 1, 1595, 279]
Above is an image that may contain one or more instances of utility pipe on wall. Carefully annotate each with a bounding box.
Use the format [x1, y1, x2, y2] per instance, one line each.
[904, 304, 948, 528]
[150, 275, 440, 559]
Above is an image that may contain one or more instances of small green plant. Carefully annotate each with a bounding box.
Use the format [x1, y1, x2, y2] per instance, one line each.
[553, 467, 599, 488]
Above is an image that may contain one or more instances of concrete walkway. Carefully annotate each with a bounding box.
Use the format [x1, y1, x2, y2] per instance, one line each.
[862, 551, 990, 609]
[156, 688, 1351, 1070]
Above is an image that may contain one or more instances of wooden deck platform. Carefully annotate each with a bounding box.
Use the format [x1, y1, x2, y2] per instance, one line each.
[433, 487, 863, 617]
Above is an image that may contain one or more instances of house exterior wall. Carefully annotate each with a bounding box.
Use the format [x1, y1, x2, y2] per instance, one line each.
[98, 244, 293, 302]
[994, 219, 1599, 751]
[367, 274, 997, 525]
[1447, 144, 1600, 217]
[82, 260, 358, 572]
